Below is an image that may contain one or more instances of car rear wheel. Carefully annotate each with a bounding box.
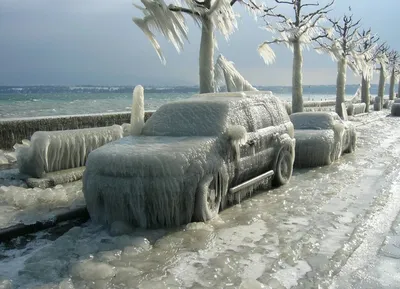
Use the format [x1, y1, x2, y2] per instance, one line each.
[273, 149, 293, 187]
[193, 174, 222, 222]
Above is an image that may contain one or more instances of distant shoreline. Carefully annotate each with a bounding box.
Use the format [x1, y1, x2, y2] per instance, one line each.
[0, 84, 381, 95]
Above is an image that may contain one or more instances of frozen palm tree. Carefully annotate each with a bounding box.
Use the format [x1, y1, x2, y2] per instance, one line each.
[387, 50, 399, 100]
[214, 54, 258, 92]
[133, 0, 265, 93]
[257, 0, 335, 113]
[315, 14, 365, 118]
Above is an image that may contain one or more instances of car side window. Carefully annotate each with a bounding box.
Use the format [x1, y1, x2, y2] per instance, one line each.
[227, 104, 254, 132]
[247, 103, 275, 131]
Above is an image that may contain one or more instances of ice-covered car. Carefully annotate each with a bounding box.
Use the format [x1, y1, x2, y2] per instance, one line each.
[290, 112, 357, 168]
[83, 91, 295, 228]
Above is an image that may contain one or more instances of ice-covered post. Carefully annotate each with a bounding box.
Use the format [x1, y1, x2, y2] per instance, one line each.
[131, 85, 145, 135]
[258, 0, 335, 113]
[133, 0, 264, 94]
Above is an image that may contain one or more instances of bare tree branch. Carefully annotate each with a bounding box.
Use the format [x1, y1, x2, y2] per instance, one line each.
[300, 2, 320, 8]
[275, 0, 295, 4]
[301, 0, 334, 23]
[168, 5, 200, 16]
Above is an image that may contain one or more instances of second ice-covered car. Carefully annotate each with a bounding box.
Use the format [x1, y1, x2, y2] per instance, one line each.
[290, 112, 357, 168]
[83, 92, 295, 228]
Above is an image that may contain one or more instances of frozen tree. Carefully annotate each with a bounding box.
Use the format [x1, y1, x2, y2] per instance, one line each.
[257, 0, 335, 113]
[133, 0, 265, 93]
[316, 14, 365, 118]
[355, 29, 381, 112]
[388, 50, 399, 100]
[214, 54, 258, 92]
[372, 43, 389, 108]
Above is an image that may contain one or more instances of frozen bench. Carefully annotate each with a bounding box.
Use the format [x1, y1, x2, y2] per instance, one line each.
[17, 125, 124, 178]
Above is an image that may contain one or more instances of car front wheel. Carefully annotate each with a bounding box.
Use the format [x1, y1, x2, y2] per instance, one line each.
[193, 174, 222, 222]
[273, 149, 293, 187]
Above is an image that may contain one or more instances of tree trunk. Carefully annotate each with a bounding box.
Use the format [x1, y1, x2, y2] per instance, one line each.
[389, 67, 395, 100]
[336, 57, 347, 118]
[292, 40, 303, 113]
[199, 16, 215, 94]
[398, 78, 400, 99]
[361, 74, 370, 113]
[378, 64, 386, 106]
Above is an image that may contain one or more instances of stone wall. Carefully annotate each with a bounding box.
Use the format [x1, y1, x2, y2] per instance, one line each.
[0, 111, 154, 150]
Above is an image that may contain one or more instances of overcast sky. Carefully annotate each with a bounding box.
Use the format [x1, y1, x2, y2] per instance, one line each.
[0, 0, 398, 86]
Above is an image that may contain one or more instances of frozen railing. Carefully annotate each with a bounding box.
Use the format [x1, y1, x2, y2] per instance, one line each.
[17, 125, 124, 178]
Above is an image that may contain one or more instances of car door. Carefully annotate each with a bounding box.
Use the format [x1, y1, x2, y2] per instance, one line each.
[242, 102, 278, 177]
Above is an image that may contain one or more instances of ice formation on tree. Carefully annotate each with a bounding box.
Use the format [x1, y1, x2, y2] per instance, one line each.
[290, 112, 356, 168]
[17, 125, 124, 178]
[130, 85, 145, 135]
[214, 54, 257, 92]
[315, 15, 368, 117]
[353, 29, 385, 112]
[132, 0, 264, 93]
[83, 92, 294, 228]
[257, 0, 334, 113]
[388, 51, 399, 100]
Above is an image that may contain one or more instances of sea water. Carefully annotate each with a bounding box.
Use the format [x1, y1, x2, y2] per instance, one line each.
[0, 85, 365, 119]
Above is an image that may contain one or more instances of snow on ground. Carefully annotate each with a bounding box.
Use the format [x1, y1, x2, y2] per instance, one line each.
[0, 111, 400, 288]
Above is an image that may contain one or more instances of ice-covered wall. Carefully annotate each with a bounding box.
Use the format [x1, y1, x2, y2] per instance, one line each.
[17, 125, 124, 178]
[0, 111, 154, 150]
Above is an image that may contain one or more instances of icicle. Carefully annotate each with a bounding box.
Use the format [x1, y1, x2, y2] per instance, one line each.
[131, 85, 145, 136]
[257, 42, 276, 65]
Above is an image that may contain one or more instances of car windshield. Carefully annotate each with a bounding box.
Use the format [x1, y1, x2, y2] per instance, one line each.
[290, 113, 334, 130]
[142, 101, 230, 137]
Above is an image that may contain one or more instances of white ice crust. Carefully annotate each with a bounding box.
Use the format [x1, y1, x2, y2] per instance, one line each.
[83, 92, 293, 228]
[130, 85, 145, 136]
[17, 125, 123, 178]
[290, 112, 356, 168]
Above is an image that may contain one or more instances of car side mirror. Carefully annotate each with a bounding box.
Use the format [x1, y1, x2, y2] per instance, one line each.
[226, 125, 247, 162]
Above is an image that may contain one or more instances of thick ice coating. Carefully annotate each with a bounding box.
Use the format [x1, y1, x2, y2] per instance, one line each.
[17, 125, 123, 178]
[290, 112, 356, 168]
[130, 85, 145, 135]
[347, 103, 366, 116]
[83, 91, 295, 228]
[391, 103, 400, 116]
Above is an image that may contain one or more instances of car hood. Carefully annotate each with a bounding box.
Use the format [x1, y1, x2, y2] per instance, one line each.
[85, 135, 222, 177]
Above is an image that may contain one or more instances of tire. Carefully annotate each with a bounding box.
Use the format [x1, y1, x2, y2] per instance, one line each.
[193, 174, 222, 222]
[273, 149, 293, 187]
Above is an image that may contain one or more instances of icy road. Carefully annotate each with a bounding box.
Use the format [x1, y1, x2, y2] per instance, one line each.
[1, 112, 400, 289]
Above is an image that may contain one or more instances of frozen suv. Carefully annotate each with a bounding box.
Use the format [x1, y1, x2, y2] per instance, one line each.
[83, 91, 295, 228]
